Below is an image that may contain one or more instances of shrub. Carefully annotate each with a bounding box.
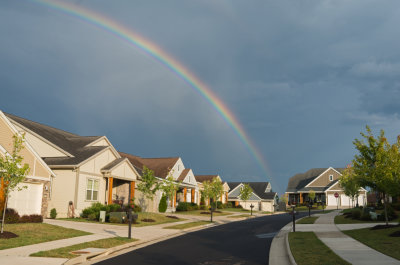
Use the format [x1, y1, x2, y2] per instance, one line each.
[189, 202, 199, 210]
[378, 205, 397, 221]
[109, 216, 120, 223]
[106, 204, 121, 213]
[360, 210, 371, 221]
[88, 213, 97, 221]
[132, 204, 142, 213]
[19, 214, 43, 223]
[235, 204, 243, 209]
[391, 202, 400, 211]
[50, 208, 57, 219]
[159, 194, 168, 213]
[351, 208, 361, 219]
[0, 208, 20, 224]
[226, 202, 233, 208]
[199, 205, 207, 210]
[176, 202, 190, 211]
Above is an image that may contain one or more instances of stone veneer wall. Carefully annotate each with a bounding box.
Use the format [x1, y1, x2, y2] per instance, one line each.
[24, 178, 51, 218]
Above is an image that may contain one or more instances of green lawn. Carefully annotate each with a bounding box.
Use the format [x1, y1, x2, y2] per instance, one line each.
[296, 217, 318, 224]
[30, 237, 136, 259]
[222, 208, 250, 213]
[174, 210, 232, 216]
[289, 232, 350, 265]
[0, 223, 90, 250]
[343, 226, 400, 260]
[60, 212, 184, 227]
[290, 205, 327, 212]
[163, 221, 211, 230]
[227, 214, 251, 218]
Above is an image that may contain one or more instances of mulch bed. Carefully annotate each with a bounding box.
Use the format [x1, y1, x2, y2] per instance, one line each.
[0, 231, 18, 239]
[141, 219, 155, 222]
[166, 215, 179, 219]
[370, 224, 400, 230]
[389, 231, 400, 237]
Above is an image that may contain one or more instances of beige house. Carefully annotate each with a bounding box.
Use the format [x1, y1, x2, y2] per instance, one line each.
[120, 152, 199, 212]
[195, 175, 230, 205]
[0, 111, 55, 217]
[285, 167, 367, 207]
[227, 182, 278, 212]
[5, 113, 139, 218]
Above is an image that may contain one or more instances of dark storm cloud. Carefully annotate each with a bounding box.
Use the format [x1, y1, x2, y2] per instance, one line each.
[2, 0, 400, 193]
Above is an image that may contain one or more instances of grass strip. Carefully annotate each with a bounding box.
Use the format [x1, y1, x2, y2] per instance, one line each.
[227, 214, 251, 219]
[173, 210, 232, 216]
[289, 232, 350, 265]
[30, 237, 136, 259]
[296, 216, 318, 224]
[163, 221, 211, 230]
[0, 223, 90, 250]
[343, 226, 400, 260]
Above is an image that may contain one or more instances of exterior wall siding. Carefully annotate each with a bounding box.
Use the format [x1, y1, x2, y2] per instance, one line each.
[308, 168, 341, 187]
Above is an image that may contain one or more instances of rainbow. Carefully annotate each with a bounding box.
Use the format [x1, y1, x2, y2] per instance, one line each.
[29, 0, 274, 185]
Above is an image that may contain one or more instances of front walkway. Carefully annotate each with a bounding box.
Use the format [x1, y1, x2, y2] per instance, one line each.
[295, 210, 400, 265]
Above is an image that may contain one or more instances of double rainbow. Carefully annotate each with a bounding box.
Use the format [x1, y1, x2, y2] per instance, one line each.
[29, 0, 272, 183]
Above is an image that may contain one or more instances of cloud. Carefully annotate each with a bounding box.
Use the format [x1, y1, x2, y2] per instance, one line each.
[350, 61, 400, 77]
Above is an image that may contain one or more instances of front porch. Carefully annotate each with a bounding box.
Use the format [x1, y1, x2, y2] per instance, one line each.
[288, 192, 326, 206]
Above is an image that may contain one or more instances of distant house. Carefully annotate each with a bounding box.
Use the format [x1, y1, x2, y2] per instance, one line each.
[227, 182, 278, 212]
[285, 167, 367, 207]
[0, 111, 55, 217]
[4, 113, 139, 218]
[195, 175, 230, 205]
[120, 152, 199, 211]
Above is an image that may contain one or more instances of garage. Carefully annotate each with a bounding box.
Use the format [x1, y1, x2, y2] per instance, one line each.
[341, 194, 351, 206]
[327, 194, 339, 206]
[7, 183, 43, 216]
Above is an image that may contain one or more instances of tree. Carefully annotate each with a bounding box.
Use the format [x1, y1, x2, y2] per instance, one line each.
[137, 166, 160, 209]
[307, 189, 316, 217]
[202, 178, 224, 222]
[160, 172, 180, 212]
[339, 165, 361, 208]
[0, 134, 30, 234]
[352, 126, 400, 225]
[239, 183, 252, 208]
[158, 194, 167, 213]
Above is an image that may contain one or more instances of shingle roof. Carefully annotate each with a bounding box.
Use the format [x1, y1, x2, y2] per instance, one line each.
[195, 175, 219, 183]
[119, 152, 179, 179]
[5, 113, 107, 166]
[178, 168, 190, 182]
[286, 168, 344, 192]
[227, 182, 276, 201]
[101, 157, 126, 172]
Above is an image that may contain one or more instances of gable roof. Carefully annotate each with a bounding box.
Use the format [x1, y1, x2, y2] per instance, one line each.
[227, 182, 276, 200]
[178, 168, 190, 181]
[101, 157, 127, 172]
[286, 168, 345, 192]
[5, 112, 111, 167]
[119, 152, 179, 179]
[195, 175, 219, 183]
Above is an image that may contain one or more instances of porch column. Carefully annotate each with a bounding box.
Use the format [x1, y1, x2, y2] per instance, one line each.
[220, 192, 223, 202]
[0, 177, 5, 212]
[225, 192, 228, 203]
[183, 188, 187, 202]
[299, 193, 303, 204]
[108, 177, 113, 205]
[191, 189, 195, 203]
[174, 191, 177, 207]
[130, 181, 135, 204]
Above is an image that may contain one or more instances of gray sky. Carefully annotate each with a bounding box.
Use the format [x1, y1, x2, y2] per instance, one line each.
[1, 0, 400, 194]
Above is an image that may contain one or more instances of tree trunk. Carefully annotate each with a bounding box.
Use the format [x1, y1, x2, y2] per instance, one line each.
[383, 193, 389, 226]
[1, 194, 8, 234]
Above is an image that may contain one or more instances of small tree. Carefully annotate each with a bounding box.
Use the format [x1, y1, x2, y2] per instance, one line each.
[158, 194, 167, 213]
[239, 184, 253, 211]
[137, 166, 160, 211]
[0, 134, 30, 234]
[307, 189, 316, 217]
[161, 172, 180, 213]
[202, 178, 224, 222]
[339, 165, 361, 208]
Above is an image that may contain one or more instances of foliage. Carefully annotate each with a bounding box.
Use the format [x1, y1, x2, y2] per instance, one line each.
[137, 166, 160, 201]
[0, 208, 20, 224]
[0, 134, 31, 233]
[160, 173, 180, 209]
[202, 178, 224, 209]
[226, 202, 233, 208]
[308, 190, 316, 203]
[239, 184, 252, 202]
[352, 126, 400, 225]
[109, 216, 120, 223]
[200, 191, 205, 205]
[19, 214, 43, 223]
[339, 166, 361, 207]
[176, 202, 199, 211]
[50, 208, 57, 219]
[158, 194, 168, 213]
[351, 208, 361, 219]
[81, 203, 126, 220]
[280, 195, 288, 204]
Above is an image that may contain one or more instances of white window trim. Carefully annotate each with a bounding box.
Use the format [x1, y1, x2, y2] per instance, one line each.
[86, 178, 99, 201]
[329, 175, 333, 181]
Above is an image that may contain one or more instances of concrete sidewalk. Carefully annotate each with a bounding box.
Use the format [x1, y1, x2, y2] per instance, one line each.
[295, 210, 400, 265]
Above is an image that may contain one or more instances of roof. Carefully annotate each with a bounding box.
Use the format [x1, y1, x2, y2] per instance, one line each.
[228, 182, 276, 200]
[119, 152, 179, 179]
[101, 157, 126, 172]
[178, 168, 190, 181]
[195, 175, 219, 183]
[5, 113, 108, 166]
[286, 168, 344, 192]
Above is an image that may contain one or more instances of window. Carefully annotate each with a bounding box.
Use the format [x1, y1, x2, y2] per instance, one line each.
[86, 179, 99, 201]
[329, 175, 333, 181]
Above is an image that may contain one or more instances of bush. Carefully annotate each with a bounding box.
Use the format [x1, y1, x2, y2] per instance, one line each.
[391, 203, 400, 211]
[133, 204, 142, 213]
[360, 210, 371, 221]
[226, 202, 233, 208]
[235, 204, 243, 209]
[159, 194, 168, 213]
[176, 202, 190, 211]
[88, 213, 97, 221]
[106, 204, 121, 213]
[199, 205, 207, 210]
[50, 208, 57, 219]
[378, 205, 397, 221]
[109, 216, 120, 223]
[351, 208, 361, 219]
[19, 214, 43, 223]
[0, 209, 20, 224]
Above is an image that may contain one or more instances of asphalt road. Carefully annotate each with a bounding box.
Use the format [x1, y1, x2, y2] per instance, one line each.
[94, 212, 307, 265]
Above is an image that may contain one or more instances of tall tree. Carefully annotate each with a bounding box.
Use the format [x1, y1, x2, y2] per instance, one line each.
[137, 166, 160, 216]
[352, 126, 400, 225]
[339, 165, 361, 208]
[0, 134, 30, 234]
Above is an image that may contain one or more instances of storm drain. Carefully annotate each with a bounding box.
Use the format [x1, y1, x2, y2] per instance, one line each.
[255, 232, 277, 239]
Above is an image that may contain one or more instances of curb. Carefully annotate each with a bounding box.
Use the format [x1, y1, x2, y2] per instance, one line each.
[63, 222, 219, 265]
[285, 232, 297, 265]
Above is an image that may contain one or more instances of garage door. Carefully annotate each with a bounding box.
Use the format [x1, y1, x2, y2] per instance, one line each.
[341, 195, 351, 206]
[8, 183, 43, 216]
[357, 195, 365, 206]
[327, 194, 338, 206]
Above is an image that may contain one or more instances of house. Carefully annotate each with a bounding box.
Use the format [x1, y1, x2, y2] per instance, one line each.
[285, 167, 367, 207]
[4, 113, 140, 218]
[227, 182, 278, 212]
[195, 175, 230, 205]
[0, 111, 55, 217]
[120, 152, 199, 211]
